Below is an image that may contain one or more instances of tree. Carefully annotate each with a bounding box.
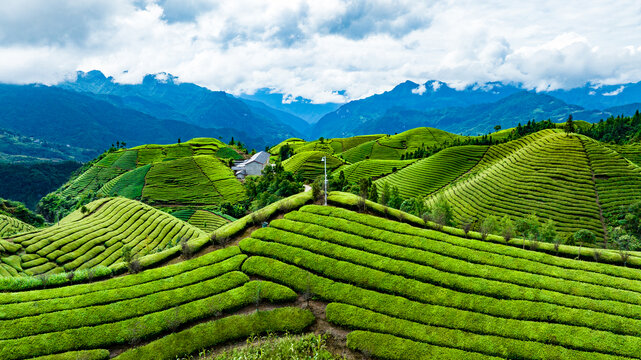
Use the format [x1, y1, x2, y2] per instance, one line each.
[388, 186, 403, 209]
[480, 215, 499, 239]
[429, 195, 453, 229]
[229, 137, 235, 145]
[540, 219, 557, 243]
[319, 137, 325, 143]
[573, 229, 596, 245]
[368, 184, 378, 203]
[609, 227, 639, 266]
[177, 138, 181, 144]
[516, 213, 541, 249]
[494, 125, 502, 132]
[279, 144, 294, 161]
[358, 178, 369, 199]
[499, 215, 515, 241]
[564, 114, 575, 136]
[380, 182, 390, 206]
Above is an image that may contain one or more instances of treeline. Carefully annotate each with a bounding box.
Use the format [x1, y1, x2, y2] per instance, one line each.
[577, 111, 641, 144]
[403, 119, 557, 160]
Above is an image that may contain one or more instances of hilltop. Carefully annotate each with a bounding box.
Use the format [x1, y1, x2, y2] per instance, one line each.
[38, 138, 248, 221]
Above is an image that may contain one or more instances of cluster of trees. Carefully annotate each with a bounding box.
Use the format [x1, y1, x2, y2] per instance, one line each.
[228, 137, 249, 153]
[243, 162, 304, 212]
[278, 144, 294, 161]
[578, 111, 641, 144]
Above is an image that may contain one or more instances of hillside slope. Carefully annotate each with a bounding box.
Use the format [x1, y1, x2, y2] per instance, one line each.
[3, 197, 206, 276]
[418, 129, 641, 238]
[4, 193, 641, 358]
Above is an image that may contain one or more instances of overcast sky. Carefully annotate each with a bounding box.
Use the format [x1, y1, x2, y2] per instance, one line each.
[1, 0, 640, 103]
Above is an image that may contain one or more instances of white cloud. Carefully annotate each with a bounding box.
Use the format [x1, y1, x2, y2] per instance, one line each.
[603, 85, 625, 96]
[0, 0, 640, 102]
[411, 83, 426, 95]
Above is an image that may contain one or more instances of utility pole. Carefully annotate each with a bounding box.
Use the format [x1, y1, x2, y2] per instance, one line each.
[321, 156, 327, 205]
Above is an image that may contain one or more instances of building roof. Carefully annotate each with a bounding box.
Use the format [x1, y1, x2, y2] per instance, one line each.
[246, 151, 270, 165]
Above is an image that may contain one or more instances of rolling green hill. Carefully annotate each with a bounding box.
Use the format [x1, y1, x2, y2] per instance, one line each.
[1, 197, 206, 277]
[341, 127, 463, 162]
[241, 202, 641, 359]
[415, 129, 641, 239]
[171, 209, 233, 232]
[100, 155, 246, 206]
[375, 145, 489, 198]
[40, 138, 247, 220]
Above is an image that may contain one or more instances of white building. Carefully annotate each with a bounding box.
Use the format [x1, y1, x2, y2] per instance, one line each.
[231, 151, 271, 179]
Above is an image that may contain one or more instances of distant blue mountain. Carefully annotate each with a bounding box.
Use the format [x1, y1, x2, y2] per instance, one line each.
[548, 83, 641, 110]
[60, 71, 307, 146]
[239, 88, 341, 124]
[312, 80, 641, 138]
[0, 84, 260, 154]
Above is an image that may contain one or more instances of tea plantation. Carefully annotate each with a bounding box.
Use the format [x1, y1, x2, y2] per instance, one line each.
[1, 197, 205, 277]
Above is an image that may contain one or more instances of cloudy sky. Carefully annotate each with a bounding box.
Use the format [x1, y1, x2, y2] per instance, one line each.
[1, 0, 640, 103]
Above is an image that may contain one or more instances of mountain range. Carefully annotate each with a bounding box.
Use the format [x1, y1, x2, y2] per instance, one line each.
[311, 80, 641, 137]
[1, 73, 640, 162]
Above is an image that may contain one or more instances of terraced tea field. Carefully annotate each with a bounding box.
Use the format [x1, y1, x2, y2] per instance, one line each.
[336, 159, 417, 183]
[57, 138, 241, 205]
[341, 127, 463, 162]
[5, 192, 641, 358]
[101, 155, 247, 206]
[282, 151, 345, 179]
[0, 214, 34, 238]
[2, 197, 206, 276]
[0, 246, 313, 360]
[424, 130, 604, 237]
[241, 204, 641, 359]
[374, 145, 488, 198]
[171, 209, 233, 232]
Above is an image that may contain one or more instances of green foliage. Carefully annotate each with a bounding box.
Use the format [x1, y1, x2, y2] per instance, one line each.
[426, 195, 453, 227]
[0, 198, 45, 227]
[8, 197, 206, 276]
[573, 229, 596, 245]
[244, 164, 303, 212]
[208, 333, 340, 360]
[579, 111, 641, 144]
[499, 215, 516, 241]
[479, 215, 499, 239]
[563, 114, 575, 135]
[114, 308, 312, 360]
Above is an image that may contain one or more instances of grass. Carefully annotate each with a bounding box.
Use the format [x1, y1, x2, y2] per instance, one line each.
[197, 333, 342, 360]
[4, 197, 206, 276]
